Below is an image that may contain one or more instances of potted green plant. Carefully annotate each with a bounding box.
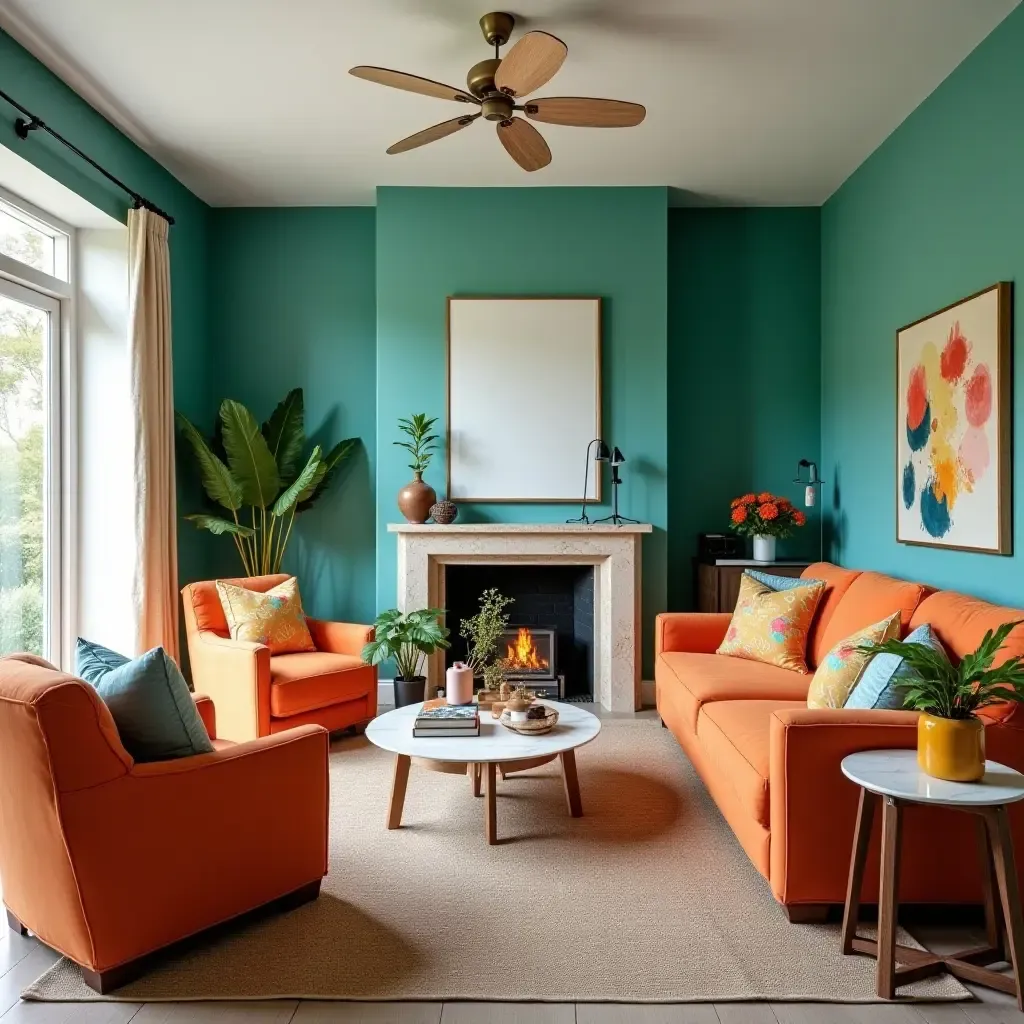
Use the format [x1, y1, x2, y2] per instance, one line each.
[862, 620, 1024, 782]
[363, 608, 451, 707]
[176, 389, 356, 575]
[459, 588, 514, 700]
[394, 414, 438, 524]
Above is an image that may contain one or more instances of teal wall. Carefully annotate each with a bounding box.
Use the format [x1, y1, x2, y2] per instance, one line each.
[375, 187, 668, 672]
[821, 3, 1024, 605]
[0, 29, 214, 590]
[208, 208, 377, 624]
[667, 208, 822, 609]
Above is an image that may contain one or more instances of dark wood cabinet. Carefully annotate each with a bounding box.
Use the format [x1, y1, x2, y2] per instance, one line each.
[695, 561, 812, 613]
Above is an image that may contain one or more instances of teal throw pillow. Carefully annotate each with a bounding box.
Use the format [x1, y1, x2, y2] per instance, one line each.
[745, 569, 823, 592]
[75, 638, 214, 762]
[843, 623, 947, 710]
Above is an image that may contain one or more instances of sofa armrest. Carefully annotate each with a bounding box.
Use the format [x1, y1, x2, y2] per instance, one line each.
[192, 693, 216, 741]
[655, 612, 732, 655]
[58, 725, 329, 971]
[768, 708, 920, 905]
[187, 632, 270, 742]
[307, 618, 374, 658]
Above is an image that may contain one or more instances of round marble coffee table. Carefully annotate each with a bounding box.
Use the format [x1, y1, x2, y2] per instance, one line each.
[365, 700, 601, 844]
[841, 749, 1024, 1005]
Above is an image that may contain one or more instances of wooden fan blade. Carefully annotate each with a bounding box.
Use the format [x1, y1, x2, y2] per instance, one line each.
[496, 118, 551, 172]
[525, 97, 646, 128]
[493, 31, 567, 97]
[387, 114, 480, 155]
[349, 66, 478, 104]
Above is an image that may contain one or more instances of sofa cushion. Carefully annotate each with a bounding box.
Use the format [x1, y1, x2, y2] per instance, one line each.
[801, 563, 861, 668]
[806, 612, 901, 710]
[815, 570, 927, 661]
[656, 652, 811, 735]
[910, 591, 1024, 723]
[697, 699, 805, 828]
[270, 652, 375, 718]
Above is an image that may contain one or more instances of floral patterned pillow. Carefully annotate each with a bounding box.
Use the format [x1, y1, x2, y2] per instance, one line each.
[806, 612, 902, 709]
[216, 576, 315, 655]
[716, 573, 826, 673]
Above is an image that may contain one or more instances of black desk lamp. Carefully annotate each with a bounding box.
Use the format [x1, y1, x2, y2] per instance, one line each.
[594, 448, 638, 526]
[566, 439, 610, 524]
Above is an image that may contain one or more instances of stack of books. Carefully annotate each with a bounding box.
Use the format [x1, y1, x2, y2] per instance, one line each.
[413, 698, 480, 738]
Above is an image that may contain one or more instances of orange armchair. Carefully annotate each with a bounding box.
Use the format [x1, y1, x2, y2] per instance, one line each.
[181, 573, 377, 742]
[0, 654, 328, 992]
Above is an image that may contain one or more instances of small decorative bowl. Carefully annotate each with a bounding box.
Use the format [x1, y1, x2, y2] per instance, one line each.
[429, 500, 458, 525]
[499, 707, 559, 735]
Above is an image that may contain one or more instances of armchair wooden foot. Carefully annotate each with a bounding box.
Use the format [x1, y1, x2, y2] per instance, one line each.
[6, 909, 28, 936]
[786, 903, 832, 924]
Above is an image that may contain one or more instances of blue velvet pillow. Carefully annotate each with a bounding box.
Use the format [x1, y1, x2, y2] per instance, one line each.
[75, 638, 214, 762]
[745, 569, 823, 592]
[844, 623, 947, 710]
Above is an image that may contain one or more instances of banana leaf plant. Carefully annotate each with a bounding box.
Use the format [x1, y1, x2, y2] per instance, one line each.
[176, 389, 357, 576]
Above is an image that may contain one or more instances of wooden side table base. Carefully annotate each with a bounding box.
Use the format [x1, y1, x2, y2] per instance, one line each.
[843, 791, 1024, 1007]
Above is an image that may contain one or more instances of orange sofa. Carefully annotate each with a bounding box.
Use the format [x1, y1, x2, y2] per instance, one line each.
[182, 573, 377, 742]
[0, 653, 329, 992]
[656, 562, 1024, 920]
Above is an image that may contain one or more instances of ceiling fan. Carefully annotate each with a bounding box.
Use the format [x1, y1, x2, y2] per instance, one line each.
[349, 12, 646, 172]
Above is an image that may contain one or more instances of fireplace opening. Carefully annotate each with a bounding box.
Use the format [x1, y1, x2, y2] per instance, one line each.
[444, 564, 594, 699]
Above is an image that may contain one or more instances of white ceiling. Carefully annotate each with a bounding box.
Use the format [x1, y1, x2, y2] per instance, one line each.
[1, 0, 1019, 207]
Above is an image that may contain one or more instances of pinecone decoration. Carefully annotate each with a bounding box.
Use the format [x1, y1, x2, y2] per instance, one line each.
[429, 500, 458, 525]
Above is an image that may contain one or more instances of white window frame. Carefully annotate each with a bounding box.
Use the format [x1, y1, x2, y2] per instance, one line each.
[0, 185, 76, 669]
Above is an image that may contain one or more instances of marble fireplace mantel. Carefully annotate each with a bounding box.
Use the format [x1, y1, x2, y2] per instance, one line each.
[389, 523, 652, 712]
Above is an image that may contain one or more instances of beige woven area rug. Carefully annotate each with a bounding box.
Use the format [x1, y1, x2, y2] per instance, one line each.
[26, 716, 968, 1003]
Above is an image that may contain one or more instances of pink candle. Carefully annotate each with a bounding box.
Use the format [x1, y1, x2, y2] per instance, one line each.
[446, 661, 474, 705]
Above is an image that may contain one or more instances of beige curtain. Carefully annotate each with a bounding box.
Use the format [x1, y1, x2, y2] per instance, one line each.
[128, 208, 179, 660]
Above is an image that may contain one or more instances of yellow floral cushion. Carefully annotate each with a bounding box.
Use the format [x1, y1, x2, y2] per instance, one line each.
[215, 576, 315, 655]
[806, 612, 901, 709]
[716, 573, 825, 673]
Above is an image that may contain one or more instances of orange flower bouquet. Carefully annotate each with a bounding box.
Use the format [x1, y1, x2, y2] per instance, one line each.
[729, 492, 807, 539]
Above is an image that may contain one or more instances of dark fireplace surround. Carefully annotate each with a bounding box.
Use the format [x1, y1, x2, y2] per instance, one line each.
[443, 564, 595, 699]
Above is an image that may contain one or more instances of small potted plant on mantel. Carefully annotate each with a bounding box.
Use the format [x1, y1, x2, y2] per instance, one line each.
[363, 608, 450, 708]
[394, 413, 438, 524]
[728, 492, 807, 563]
[862, 620, 1024, 782]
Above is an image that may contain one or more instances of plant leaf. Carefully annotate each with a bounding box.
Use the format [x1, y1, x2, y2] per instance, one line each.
[296, 437, 357, 512]
[262, 388, 306, 485]
[184, 514, 255, 537]
[272, 446, 321, 517]
[220, 399, 281, 508]
[176, 412, 243, 511]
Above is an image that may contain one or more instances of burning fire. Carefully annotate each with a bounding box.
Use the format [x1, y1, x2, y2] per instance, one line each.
[506, 627, 549, 672]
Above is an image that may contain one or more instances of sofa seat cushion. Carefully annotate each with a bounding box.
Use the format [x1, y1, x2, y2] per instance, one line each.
[697, 699, 805, 828]
[815, 570, 928, 663]
[656, 652, 811, 735]
[270, 652, 374, 718]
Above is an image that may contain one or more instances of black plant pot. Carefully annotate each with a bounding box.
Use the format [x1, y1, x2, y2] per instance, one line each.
[394, 676, 427, 708]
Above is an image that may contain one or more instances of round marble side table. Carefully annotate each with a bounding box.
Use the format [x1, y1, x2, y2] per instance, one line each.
[840, 748, 1024, 1006]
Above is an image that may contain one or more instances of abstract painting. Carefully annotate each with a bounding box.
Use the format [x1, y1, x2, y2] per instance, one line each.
[897, 282, 1012, 554]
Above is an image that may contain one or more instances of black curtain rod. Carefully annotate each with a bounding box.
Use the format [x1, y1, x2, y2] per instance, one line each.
[0, 88, 175, 225]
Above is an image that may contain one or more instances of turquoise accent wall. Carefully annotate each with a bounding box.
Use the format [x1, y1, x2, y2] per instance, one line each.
[209, 208, 377, 624]
[821, 3, 1024, 605]
[667, 208, 822, 608]
[0, 29, 214, 590]
[375, 187, 668, 673]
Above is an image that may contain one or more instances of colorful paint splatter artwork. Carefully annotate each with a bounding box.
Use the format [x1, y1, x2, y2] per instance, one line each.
[896, 284, 1010, 554]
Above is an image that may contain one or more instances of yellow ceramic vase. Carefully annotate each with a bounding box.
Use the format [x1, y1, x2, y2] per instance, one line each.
[917, 713, 985, 782]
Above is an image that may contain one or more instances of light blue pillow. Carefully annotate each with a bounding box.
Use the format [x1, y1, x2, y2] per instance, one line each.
[745, 569, 823, 592]
[844, 623, 947, 710]
[75, 638, 214, 763]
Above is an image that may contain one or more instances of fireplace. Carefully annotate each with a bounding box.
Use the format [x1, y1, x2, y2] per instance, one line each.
[444, 563, 594, 699]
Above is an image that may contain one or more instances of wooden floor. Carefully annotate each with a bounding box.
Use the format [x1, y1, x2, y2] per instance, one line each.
[2, 705, 1020, 1022]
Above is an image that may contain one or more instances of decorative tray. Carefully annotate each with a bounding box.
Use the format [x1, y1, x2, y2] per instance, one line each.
[498, 707, 559, 735]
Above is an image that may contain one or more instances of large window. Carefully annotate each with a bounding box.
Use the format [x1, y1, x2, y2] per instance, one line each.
[0, 192, 71, 664]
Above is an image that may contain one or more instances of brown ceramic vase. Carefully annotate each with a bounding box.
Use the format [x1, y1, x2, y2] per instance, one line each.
[397, 471, 436, 524]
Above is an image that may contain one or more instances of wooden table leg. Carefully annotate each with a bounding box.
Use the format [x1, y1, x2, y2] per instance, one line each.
[485, 762, 497, 844]
[877, 796, 903, 999]
[471, 762, 482, 797]
[387, 754, 411, 830]
[978, 813, 1006, 961]
[987, 805, 1024, 1010]
[560, 749, 583, 818]
[842, 788, 877, 954]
